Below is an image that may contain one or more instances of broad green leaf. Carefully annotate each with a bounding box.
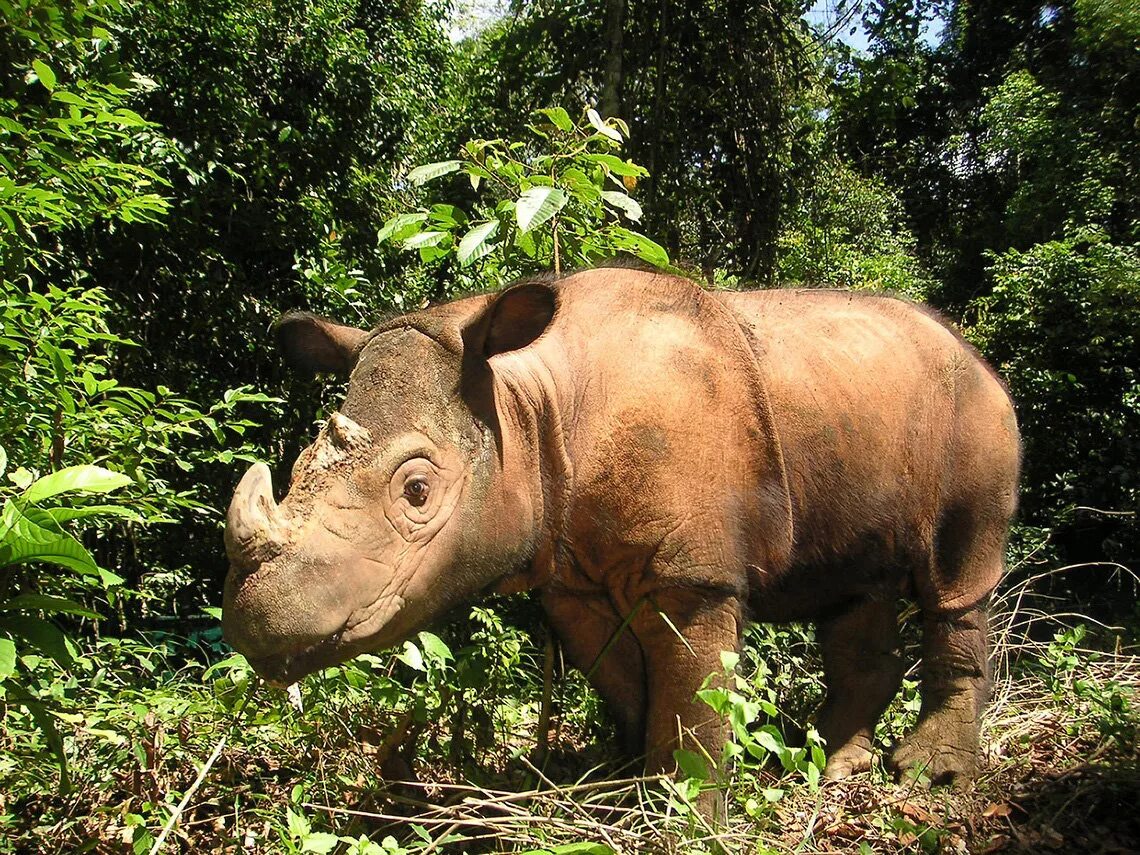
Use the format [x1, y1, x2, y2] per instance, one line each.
[0, 504, 101, 577]
[21, 465, 131, 505]
[551, 844, 616, 855]
[301, 832, 339, 853]
[516, 186, 567, 232]
[673, 748, 709, 781]
[516, 229, 537, 258]
[587, 108, 623, 142]
[611, 228, 670, 268]
[202, 652, 251, 679]
[397, 640, 424, 671]
[601, 190, 643, 222]
[376, 212, 427, 243]
[582, 153, 647, 177]
[0, 638, 14, 681]
[428, 204, 467, 228]
[43, 504, 144, 524]
[406, 160, 461, 186]
[0, 595, 100, 619]
[3, 614, 74, 666]
[457, 220, 499, 266]
[32, 60, 56, 91]
[536, 106, 574, 132]
[402, 230, 447, 249]
[417, 631, 452, 664]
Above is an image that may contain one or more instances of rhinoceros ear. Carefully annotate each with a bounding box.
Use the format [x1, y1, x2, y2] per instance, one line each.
[274, 311, 369, 376]
[476, 282, 557, 357]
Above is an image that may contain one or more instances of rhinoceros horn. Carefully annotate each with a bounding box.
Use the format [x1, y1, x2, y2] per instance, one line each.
[225, 462, 287, 572]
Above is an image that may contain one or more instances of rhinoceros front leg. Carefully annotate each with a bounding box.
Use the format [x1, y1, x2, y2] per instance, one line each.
[541, 589, 647, 755]
[889, 600, 990, 786]
[631, 591, 741, 776]
[817, 596, 904, 779]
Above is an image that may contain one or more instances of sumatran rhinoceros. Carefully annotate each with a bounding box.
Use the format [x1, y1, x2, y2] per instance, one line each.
[222, 266, 1020, 785]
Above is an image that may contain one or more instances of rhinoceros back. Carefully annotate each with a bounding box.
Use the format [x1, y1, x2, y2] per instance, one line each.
[715, 288, 1019, 616]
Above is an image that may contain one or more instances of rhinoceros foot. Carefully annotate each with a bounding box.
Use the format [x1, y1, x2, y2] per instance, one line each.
[888, 711, 979, 788]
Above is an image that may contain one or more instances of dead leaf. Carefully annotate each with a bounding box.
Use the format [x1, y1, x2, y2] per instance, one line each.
[899, 801, 937, 824]
[982, 802, 1013, 818]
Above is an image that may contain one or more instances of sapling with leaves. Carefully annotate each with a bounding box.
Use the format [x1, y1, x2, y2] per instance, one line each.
[379, 107, 670, 282]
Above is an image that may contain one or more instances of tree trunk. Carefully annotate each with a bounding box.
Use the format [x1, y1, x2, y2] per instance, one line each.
[599, 0, 626, 118]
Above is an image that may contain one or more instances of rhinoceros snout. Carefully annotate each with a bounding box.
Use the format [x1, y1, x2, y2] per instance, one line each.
[224, 462, 287, 573]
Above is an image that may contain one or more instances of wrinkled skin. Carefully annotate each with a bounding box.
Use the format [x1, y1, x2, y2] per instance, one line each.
[222, 267, 1020, 788]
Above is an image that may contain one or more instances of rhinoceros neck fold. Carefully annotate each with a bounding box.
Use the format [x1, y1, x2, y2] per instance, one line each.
[486, 341, 576, 592]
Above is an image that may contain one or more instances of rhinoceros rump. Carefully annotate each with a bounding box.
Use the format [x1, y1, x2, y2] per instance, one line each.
[222, 267, 1019, 785]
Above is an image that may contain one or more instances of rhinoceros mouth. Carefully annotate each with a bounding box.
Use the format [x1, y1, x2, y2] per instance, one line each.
[247, 632, 345, 687]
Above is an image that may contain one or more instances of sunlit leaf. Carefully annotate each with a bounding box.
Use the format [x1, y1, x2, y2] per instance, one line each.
[457, 220, 499, 266]
[0, 594, 100, 619]
[21, 465, 131, 505]
[587, 108, 622, 142]
[377, 212, 427, 243]
[405, 160, 461, 186]
[536, 106, 574, 132]
[601, 190, 642, 222]
[516, 186, 567, 232]
[0, 638, 14, 681]
[31, 60, 55, 91]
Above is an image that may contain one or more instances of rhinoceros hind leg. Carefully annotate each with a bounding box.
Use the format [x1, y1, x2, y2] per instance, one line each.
[816, 596, 903, 780]
[889, 601, 989, 786]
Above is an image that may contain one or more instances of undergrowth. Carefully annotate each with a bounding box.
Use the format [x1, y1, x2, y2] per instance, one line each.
[1, 564, 1136, 854]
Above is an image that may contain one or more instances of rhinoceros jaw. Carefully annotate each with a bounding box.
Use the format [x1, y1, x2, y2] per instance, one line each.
[342, 592, 407, 646]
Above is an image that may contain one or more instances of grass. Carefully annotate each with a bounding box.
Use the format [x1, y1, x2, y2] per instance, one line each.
[1, 560, 1136, 854]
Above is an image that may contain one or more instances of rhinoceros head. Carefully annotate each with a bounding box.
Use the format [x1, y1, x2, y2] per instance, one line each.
[221, 284, 556, 685]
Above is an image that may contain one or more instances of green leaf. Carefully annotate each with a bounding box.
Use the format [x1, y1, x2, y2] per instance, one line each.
[0, 595, 100, 619]
[43, 504, 144, 524]
[417, 631, 452, 664]
[397, 640, 424, 671]
[428, 204, 467, 228]
[536, 107, 574, 133]
[0, 446, 6, 479]
[457, 220, 499, 266]
[516, 187, 567, 233]
[582, 154, 647, 177]
[21, 465, 131, 505]
[601, 190, 643, 222]
[402, 230, 448, 249]
[32, 60, 56, 91]
[301, 832, 340, 853]
[673, 748, 710, 781]
[610, 228, 670, 268]
[406, 160, 461, 186]
[377, 212, 427, 243]
[3, 614, 73, 666]
[0, 504, 102, 577]
[550, 844, 616, 855]
[0, 638, 15, 681]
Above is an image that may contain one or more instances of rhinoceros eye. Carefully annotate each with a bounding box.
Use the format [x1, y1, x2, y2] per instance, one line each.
[403, 476, 430, 507]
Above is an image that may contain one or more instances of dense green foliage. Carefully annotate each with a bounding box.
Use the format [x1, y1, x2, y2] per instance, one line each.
[1, 0, 1137, 850]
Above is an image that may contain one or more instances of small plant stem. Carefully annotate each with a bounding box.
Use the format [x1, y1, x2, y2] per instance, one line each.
[552, 215, 561, 275]
[148, 733, 227, 855]
[532, 629, 556, 766]
[419, 820, 463, 855]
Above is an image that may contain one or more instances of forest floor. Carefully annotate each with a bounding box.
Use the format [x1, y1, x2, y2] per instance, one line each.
[2, 566, 1137, 854]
